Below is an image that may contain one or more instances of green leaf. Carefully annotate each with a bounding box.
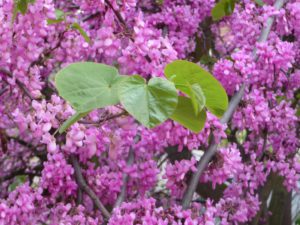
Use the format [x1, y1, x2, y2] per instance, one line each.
[11, 0, 36, 24]
[59, 111, 90, 133]
[254, 0, 265, 6]
[165, 60, 228, 118]
[211, 0, 226, 21]
[47, 18, 64, 25]
[47, 9, 66, 25]
[11, 4, 19, 24]
[118, 76, 178, 128]
[296, 108, 300, 117]
[55, 62, 121, 113]
[91, 155, 100, 168]
[235, 129, 247, 144]
[170, 96, 206, 133]
[17, 0, 28, 15]
[8, 175, 27, 192]
[55, 9, 65, 19]
[225, 0, 235, 15]
[187, 83, 206, 115]
[71, 22, 91, 43]
[211, 0, 235, 21]
[165, 77, 206, 116]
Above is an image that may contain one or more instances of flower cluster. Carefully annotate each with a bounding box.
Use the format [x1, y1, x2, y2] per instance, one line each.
[164, 158, 197, 198]
[109, 198, 200, 225]
[41, 152, 77, 198]
[0, 0, 299, 224]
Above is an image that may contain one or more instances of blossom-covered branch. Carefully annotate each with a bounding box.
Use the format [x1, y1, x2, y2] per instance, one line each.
[70, 154, 111, 219]
[181, 0, 287, 209]
[0, 0, 299, 224]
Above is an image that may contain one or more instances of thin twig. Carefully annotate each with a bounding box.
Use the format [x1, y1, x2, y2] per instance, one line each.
[0, 87, 8, 97]
[0, 164, 42, 183]
[79, 111, 127, 126]
[0, 68, 34, 100]
[82, 12, 101, 22]
[29, 31, 66, 70]
[5, 136, 47, 158]
[104, 0, 128, 30]
[181, 0, 286, 209]
[70, 154, 111, 219]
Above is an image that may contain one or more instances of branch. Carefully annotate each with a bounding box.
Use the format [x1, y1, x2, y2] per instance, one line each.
[0, 164, 42, 183]
[104, 0, 129, 31]
[76, 188, 83, 206]
[70, 154, 111, 219]
[181, 85, 245, 208]
[6, 136, 47, 160]
[114, 134, 140, 208]
[0, 87, 8, 97]
[0, 68, 35, 100]
[82, 12, 101, 22]
[79, 111, 127, 126]
[268, 175, 291, 225]
[181, 0, 286, 209]
[114, 147, 135, 208]
[250, 173, 275, 225]
[29, 31, 66, 69]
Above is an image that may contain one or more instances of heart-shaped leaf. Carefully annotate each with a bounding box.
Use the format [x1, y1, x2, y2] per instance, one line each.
[118, 76, 178, 128]
[170, 96, 207, 133]
[55, 62, 122, 113]
[165, 60, 228, 118]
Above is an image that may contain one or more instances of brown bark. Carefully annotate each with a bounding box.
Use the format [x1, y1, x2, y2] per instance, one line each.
[251, 174, 275, 225]
[268, 176, 291, 225]
[250, 174, 292, 225]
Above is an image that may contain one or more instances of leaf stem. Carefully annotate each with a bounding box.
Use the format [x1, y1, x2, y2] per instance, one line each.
[0, 68, 35, 100]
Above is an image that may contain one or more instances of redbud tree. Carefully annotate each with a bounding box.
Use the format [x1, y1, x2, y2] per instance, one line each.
[0, 0, 299, 224]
